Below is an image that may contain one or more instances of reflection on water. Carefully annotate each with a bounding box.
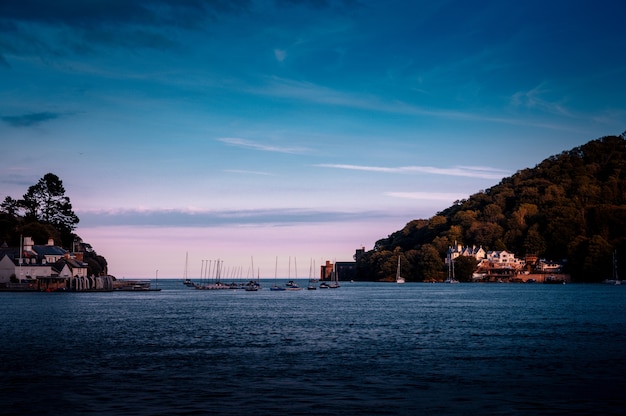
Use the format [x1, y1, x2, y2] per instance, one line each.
[1, 281, 625, 415]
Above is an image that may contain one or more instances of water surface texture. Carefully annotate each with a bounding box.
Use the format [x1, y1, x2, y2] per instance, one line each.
[1, 281, 625, 415]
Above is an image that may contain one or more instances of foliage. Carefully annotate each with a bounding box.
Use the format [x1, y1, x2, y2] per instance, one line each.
[0, 173, 108, 276]
[21, 173, 79, 245]
[356, 134, 626, 282]
[453, 256, 479, 282]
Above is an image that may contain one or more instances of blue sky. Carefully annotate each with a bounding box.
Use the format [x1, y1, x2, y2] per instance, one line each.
[1, 0, 625, 278]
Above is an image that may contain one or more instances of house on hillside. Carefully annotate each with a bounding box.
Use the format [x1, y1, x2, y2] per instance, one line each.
[536, 259, 563, 273]
[474, 250, 526, 282]
[447, 243, 486, 264]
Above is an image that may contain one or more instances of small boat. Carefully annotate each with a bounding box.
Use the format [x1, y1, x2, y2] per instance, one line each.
[307, 259, 317, 290]
[285, 257, 303, 290]
[182, 252, 194, 286]
[245, 258, 261, 291]
[396, 256, 405, 284]
[319, 282, 330, 289]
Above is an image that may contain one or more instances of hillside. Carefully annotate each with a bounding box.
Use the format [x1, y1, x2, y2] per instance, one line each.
[356, 133, 626, 282]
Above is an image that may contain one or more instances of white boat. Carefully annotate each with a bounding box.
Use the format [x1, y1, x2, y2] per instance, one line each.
[329, 262, 340, 288]
[396, 256, 405, 284]
[285, 257, 302, 290]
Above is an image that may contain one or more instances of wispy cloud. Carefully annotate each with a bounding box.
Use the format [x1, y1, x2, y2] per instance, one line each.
[385, 191, 467, 201]
[251, 77, 575, 131]
[315, 163, 509, 180]
[274, 48, 287, 62]
[1, 111, 62, 127]
[77, 207, 384, 228]
[218, 137, 311, 154]
[510, 82, 573, 117]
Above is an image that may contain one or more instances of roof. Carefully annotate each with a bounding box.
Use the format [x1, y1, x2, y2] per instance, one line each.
[32, 245, 67, 257]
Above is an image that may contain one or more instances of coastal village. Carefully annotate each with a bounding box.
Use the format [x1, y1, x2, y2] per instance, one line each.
[0, 235, 569, 292]
[446, 243, 568, 283]
[0, 237, 148, 291]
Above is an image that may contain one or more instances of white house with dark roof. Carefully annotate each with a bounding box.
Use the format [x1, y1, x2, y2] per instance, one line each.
[447, 242, 487, 264]
[0, 237, 93, 289]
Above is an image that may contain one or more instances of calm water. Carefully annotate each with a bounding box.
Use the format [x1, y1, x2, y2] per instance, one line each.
[1, 280, 625, 415]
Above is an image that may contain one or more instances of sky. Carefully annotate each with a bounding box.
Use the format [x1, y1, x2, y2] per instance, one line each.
[1, 0, 625, 279]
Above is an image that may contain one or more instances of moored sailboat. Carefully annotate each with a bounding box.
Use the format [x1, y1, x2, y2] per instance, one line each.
[329, 262, 340, 288]
[182, 252, 195, 287]
[270, 256, 286, 291]
[285, 257, 302, 290]
[396, 256, 405, 284]
[307, 259, 317, 290]
[444, 251, 459, 283]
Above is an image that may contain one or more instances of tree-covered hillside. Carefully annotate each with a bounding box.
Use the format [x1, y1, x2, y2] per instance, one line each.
[357, 133, 626, 282]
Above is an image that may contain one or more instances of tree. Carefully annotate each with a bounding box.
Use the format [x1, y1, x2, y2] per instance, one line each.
[454, 256, 479, 282]
[0, 196, 20, 216]
[21, 173, 79, 235]
[417, 244, 444, 281]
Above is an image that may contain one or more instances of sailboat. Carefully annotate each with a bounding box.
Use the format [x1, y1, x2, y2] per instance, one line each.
[182, 252, 194, 286]
[270, 256, 285, 291]
[444, 252, 459, 283]
[396, 257, 405, 284]
[605, 250, 621, 285]
[245, 257, 261, 291]
[307, 259, 317, 290]
[329, 262, 340, 288]
[286, 257, 302, 290]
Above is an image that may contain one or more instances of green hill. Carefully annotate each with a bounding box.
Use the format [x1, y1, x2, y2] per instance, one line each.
[356, 133, 626, 283]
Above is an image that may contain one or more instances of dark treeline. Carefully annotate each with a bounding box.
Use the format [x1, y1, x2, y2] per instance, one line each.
[0, 173, 108, 277]
[356, 133, 626, 283]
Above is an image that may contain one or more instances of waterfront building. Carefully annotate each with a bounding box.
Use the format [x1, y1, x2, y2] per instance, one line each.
[0, 236, 111, 291]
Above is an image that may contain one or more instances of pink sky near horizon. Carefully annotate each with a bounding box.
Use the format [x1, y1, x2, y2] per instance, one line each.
[77, 219, 407, 279]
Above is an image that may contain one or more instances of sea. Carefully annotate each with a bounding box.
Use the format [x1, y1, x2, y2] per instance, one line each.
[1, 280, 625, 415]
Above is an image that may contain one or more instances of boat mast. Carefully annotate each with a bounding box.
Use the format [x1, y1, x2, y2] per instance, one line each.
[396, 256, 401, 280]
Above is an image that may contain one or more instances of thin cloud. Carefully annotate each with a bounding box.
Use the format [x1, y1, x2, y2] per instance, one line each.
[77, 207, 385, 228]
[385, 191, 467, 201]
[1, 111, 62, 127]
[218, 137, 310, 154]
[315, 163, 509, 180]
[510, 82, 573, 117]
[253, 77, 588, 132]
[274, 48, 287, 62]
